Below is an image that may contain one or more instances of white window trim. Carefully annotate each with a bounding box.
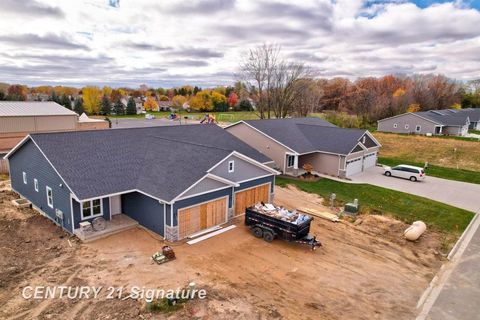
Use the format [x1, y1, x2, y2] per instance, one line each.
[415, 125, 421, 132]
[46, 186, 53, 208]
[287, 155, 295, 168]
[393, 123, 398, 128]
[34, 178, 38, 192]
[405, 124, 409, 129]
[362, 136, 366, 144]
[228, 160, 235, 173]
[80, 199, 103, 220]
[23, 172, 27, 184]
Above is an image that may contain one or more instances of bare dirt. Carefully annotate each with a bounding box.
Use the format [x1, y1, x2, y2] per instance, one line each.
[0, 183, 446, 320]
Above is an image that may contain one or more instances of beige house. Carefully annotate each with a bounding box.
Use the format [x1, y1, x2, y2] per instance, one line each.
[0, 101, 108, 153]
[225, 118, 381, 178]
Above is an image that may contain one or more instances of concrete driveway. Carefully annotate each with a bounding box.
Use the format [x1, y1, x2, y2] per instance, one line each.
[350, 166, 480, 212]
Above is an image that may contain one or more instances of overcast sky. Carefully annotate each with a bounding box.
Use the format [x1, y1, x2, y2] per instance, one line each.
[0, 0, 479, 88]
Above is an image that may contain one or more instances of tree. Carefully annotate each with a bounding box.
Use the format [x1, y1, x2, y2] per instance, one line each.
[227, 92, 238, 108]
[406, 104, 421, 113]
[73, 97, 84, 114]
[50, 91, 59, 103]
[236, 99, 253, 111]
[113, 99, 125, 115]
[7, 84, 27, 100]
[126, 97, 137, 115]
[59, 93, 72, 109]
[100, 94, 112, 115]
[82, 86, 102, 114]
[172, 95, 187, 107]
[144, 97, 158, 111]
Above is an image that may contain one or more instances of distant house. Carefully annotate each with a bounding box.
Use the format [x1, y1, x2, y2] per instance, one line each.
[226, 118, 381, 178]
[5, 125, 278, 241]
[377, 109, 472, 136]
[158, 100, 172, 111]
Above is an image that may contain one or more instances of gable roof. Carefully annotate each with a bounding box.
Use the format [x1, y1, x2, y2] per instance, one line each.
[234, 117, 374, 155]
[0, 101, 77, 117]
[9, 125, 273, 202]
[415, 111, 470, 126]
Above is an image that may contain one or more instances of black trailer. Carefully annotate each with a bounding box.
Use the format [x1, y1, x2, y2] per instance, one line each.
[245, 207, 321, 250]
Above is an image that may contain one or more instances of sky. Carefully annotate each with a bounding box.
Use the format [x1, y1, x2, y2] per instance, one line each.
[0, 0, 479, 88]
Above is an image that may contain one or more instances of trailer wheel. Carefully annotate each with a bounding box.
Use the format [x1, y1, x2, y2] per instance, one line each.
[252, 227, 263, 238]
[262, 231, 274, 243]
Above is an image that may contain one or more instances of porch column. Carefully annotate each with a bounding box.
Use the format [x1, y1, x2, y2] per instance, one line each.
[293, 155, 299, 170]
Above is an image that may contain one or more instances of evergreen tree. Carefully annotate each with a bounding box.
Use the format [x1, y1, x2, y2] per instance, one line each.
[126, 97, 137, 115]
[50, 91, 59, 103]
[73, 97, 84, 114]
[100, 94, 111, 115]
[113, 99, 125, 115]
[59, 94, 72, 109]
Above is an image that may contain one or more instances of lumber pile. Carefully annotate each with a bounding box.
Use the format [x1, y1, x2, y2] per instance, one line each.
[298, 207, 339, 222]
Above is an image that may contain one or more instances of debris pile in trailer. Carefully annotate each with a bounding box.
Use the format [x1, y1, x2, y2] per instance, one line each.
[253, 202, 310, 224]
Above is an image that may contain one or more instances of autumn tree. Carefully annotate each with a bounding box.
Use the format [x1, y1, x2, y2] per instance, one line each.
[7, 84, 27, 100]
[172, 95, 187, 108]
[144, 97, 158, 111]
[126, 97, 137, 115]
[406, 104, 421, 113]
[82, 86, 102, 114]
[227, 92, 238, 108]
[100, 94, 112, 115]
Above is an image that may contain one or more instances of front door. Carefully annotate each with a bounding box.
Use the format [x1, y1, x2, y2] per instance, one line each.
[110, 195, 122, 215]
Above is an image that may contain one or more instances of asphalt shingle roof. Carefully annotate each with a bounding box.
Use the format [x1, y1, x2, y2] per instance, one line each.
[415, 111, 470, 126]
[29, 125, 271, 201]
[0, 101, 77, 116]
[243, 117, 367, 154]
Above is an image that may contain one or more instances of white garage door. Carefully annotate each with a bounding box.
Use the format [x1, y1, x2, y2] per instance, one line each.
[346, 157, 363, 176]
[363, 152, 377, 169]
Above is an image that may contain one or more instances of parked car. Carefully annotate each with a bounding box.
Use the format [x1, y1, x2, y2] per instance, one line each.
[383, 164, 425, 182]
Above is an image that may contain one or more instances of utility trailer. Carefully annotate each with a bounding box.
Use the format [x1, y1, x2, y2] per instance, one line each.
[245, 207, 321, 250]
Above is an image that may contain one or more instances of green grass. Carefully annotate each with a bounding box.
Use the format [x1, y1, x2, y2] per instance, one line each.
[470, 129, 480, 135]
[109, 111, 260, 122]
[276, 176, 474, 235]
[378, 157, 480, 185]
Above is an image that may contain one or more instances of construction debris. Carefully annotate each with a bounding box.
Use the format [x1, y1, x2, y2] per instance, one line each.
[404, 221, 427, 241]
[298, 207, 340, 222]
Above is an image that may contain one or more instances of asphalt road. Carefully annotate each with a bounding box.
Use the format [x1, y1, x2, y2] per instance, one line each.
[350, 166, 480, 213]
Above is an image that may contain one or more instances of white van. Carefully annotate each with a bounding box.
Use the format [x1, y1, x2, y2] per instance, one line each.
[383, 164, 425, 182]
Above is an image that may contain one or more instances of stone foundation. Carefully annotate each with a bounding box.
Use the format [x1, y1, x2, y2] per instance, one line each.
[165, 225, 179, 242]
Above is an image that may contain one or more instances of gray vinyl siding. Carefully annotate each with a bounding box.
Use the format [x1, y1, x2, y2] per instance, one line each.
[377, 114, 438, 135]
[8, 139, 74, 233]
[210, 154, 272, 182]
[181, 177, 229, 198]
[173, 188, 233, 227]
[71, 197, 110, 230]
[121, 192, 165, 237]
[443, 125, 468, 136]
[234, 175, 275, 194]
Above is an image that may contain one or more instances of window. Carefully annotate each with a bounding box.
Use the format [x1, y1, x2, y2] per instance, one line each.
[81, 199, 103, 219]
[415, 125, 421, 132]
[393, 123, 398, 128]
[362, 136, 366, 144]
[34, 179, 38, 192]
[46, 186, 53, 208]
[228, 160, 234, 173]
[23, 172, 27, 184]
[405, 124, 409, 130]
[287, 155, 295, 168]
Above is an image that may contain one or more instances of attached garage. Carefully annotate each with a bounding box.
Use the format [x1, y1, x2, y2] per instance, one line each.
[234, 183, 270, 216]
[363, 152, 377, 169]
[178, 196, 228, 239]
[346, 157, 363, 176]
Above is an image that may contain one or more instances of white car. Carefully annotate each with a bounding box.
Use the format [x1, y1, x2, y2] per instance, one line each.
[383, 164, 425, 182]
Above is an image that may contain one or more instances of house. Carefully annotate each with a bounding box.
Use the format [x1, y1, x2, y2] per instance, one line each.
[377, 109, 471, 136]
[459, 108, 480, 130]
[5, 125, 278, 241]
[225, 118, 381, 178]
[0, 101, 79, 153]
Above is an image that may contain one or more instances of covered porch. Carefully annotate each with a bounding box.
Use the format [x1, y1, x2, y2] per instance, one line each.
[74, 214, 138, 242]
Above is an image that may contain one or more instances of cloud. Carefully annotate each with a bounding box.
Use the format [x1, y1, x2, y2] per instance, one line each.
[163, 0, 236, 14]
[0, 0, 64, 18]
[124, 42, 172, 51]
[0, 33, 88, 50]
[171, 47, 224, 58]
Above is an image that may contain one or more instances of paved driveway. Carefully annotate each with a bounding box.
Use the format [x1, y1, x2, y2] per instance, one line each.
[350, 166, 480, 212]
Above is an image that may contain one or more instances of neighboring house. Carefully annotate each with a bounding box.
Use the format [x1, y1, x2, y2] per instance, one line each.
[158, 101, 172, 111]
[5, 125, 278, 241]
[225, 118, 381, 178]
[0, 101, 79, 153]
[377, 109, 471, 136]
[459, 108, 480, 130]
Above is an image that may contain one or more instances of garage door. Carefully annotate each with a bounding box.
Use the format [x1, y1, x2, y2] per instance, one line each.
[178, 197, 227, 239]
[363, 152, 377, 169]
[346, 157, 363, 177]
[234, 184, 270, 216]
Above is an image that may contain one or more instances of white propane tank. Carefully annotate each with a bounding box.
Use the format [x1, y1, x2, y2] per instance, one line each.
[404, 221, 427, 241]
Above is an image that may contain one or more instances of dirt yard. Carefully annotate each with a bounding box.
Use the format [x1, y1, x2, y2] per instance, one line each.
[0, 182, 446, 320]
[374, 132, 480, 171]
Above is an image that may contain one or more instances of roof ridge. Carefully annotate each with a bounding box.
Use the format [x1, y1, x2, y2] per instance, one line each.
[295, 123, 364, 130]
[148, 134, 234, 152]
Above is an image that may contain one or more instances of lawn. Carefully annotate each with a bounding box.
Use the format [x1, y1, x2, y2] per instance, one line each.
[378, 157, 480, 185]
[276, 176, 474, 235]
[374, 132, 480, 172]
[109, 111, 260, 123]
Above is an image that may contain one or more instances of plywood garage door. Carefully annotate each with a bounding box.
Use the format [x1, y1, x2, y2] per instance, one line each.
[178, 197, 227, 239]
[234, 184, 270, 216]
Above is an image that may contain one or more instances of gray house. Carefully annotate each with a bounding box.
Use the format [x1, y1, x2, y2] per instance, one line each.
[5, 125, 278, 241]
[225, 118, 381, 178]
[377, 110, 471, 136]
